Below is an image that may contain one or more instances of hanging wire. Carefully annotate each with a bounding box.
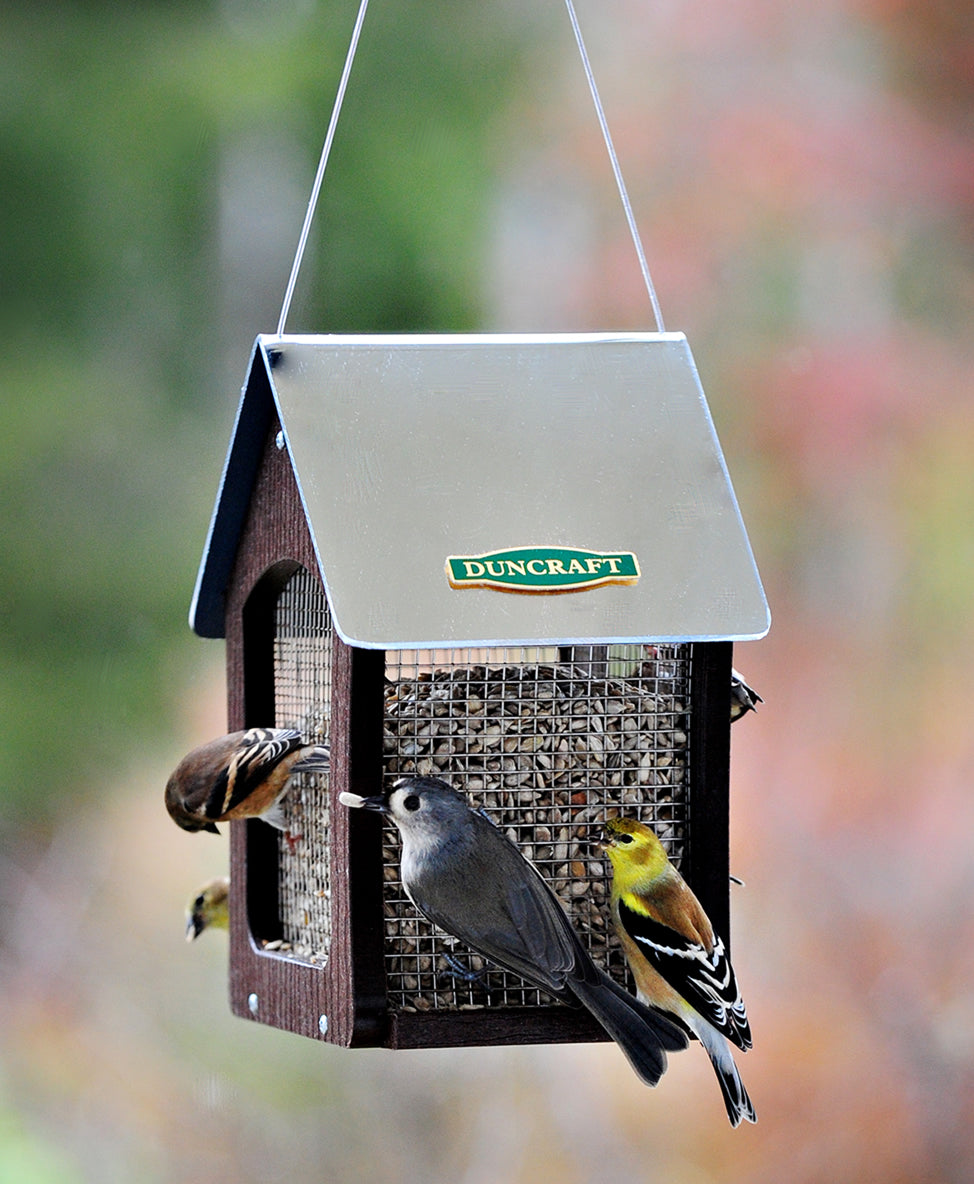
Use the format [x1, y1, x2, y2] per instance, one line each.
[563, 0, 665, 332]
[276, 0, 371, 337]
[277, 0, 664, 335]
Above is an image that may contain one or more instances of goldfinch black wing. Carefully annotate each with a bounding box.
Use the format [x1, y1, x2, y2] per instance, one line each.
[617, 897, 752, 1050]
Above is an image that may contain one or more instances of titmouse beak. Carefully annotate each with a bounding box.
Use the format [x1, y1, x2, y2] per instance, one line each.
[339, 791, 387, 813]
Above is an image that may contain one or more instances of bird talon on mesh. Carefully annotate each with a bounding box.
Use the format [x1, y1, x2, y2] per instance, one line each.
[437, 951, 488, 985]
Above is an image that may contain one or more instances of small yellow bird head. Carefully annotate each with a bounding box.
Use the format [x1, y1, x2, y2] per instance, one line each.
[600, 816, 671, 881]
[186, 877, 230, 941]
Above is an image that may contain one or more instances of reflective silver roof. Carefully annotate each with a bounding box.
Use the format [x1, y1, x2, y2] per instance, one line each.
[191, 333, 769, 648]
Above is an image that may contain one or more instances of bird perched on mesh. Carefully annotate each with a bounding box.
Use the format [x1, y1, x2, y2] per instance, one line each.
[638, 647, 762, 723]
[601, 816, 756, 1126]
[186, 876, 229, 941]
[730, 669, 763, 722]
[341, 776, 689, 1086]
[164, 727, 329, 839]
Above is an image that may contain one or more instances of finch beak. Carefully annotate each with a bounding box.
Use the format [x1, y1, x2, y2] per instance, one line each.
[204, 822, 220, 835]
[186, 913, 203, 942]
[339, 791, 388, 813]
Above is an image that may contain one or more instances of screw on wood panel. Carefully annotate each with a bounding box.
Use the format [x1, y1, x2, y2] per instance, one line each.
[318, 1014, 329, 1035]
[248, 993, 259, 1014]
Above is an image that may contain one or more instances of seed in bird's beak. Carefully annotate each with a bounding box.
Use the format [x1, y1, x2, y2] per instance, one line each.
[339, 792, 387, 812]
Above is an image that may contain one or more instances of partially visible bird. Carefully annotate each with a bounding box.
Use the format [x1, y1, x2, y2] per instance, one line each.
[730, 669, 763, 722]
[341, 776, 689, 1087]
[164, 727, 329, 840]
[638, 648, 762, 724]
[186, 876, 230, 941]
[601, 816, 756, 1127]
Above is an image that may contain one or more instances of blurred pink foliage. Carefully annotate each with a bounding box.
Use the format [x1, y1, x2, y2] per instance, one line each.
[1, 1, 973, 1180]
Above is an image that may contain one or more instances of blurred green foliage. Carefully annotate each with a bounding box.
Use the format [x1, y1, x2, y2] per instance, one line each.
[0, 0, 529, 827]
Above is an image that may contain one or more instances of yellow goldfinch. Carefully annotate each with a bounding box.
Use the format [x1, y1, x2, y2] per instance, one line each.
[164, 727, 329, 839]
[601, 816, 756, 1126]
[342, 777, 689, 1086]
[186, 877, 230, 941]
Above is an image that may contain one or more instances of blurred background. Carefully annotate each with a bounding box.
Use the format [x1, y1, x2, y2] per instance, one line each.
[2, 0, 973, 1179]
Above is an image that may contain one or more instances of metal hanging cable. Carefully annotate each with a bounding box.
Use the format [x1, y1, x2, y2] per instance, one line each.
[277, 0, 371, 337]
[563, 0, 664, 331]
[276, 0, 664, 334]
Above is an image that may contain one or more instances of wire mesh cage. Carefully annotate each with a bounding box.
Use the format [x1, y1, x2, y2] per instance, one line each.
[246, 560, 711, 1038]
[380, 645, 691, 1012]
[273, 567, 333, 962]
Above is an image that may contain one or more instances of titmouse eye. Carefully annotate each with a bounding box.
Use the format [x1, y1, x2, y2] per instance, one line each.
[402, 794, 421, 812]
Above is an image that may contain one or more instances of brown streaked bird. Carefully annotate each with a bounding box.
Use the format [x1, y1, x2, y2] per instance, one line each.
[601, 816, 756, 1127]
[186, 876, 229, 941]
[164, 727, 329, 840]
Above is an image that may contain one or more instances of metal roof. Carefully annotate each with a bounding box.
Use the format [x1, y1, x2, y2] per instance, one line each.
[190, 332, 770, 648]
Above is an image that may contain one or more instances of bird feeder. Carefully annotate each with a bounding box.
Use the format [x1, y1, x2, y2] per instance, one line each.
[189, 331, 769, 1049]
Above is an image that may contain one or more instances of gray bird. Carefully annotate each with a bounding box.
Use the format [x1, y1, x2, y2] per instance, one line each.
[341, 776, 689, 1085]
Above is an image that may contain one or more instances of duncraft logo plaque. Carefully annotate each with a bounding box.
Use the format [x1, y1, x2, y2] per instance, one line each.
[445, 547, 640, 594]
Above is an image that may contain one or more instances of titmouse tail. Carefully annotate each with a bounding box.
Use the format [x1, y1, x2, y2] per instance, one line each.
[570, 970, 689, 1087]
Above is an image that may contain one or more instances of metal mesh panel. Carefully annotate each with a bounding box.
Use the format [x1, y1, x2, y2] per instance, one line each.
[273, 567, 333, 962]
[381, 643, 691, 1013]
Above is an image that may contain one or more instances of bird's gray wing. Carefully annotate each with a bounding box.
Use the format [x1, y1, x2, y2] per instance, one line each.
[406, 817, 580, 999]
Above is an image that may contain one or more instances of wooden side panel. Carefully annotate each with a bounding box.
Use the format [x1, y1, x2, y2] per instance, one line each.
[684, 641, 733, 948]
[224, 420, 386, 1047]
[386, 1006, 604, 1051]
[330, 636, 387, 1044]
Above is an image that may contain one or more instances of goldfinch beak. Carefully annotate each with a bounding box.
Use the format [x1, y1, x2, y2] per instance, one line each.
[339, 791, 387, 813]
[186, 913, 203, 941]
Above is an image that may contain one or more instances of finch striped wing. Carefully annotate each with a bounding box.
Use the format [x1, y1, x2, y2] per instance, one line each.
[617, 898, 752, 1050]
[291, 744, 330, 774]
[211, 728, 305, 817]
